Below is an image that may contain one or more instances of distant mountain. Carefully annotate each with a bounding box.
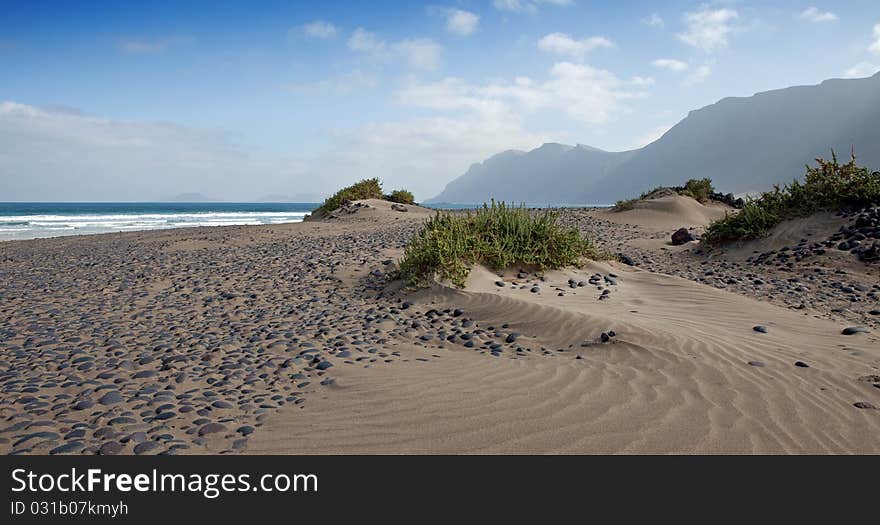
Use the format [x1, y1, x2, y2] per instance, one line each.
[428, 72, 880, 205]
[428, 143, 634, 204]
[165, 192, 217, 202]
[256, 193, 324, 203]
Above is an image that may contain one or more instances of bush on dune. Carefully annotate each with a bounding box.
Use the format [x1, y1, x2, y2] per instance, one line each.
[386, 189, 415, 204]
[398, 201, 601, 288]
[679, 178, 715, 202]
[317, 178, 384, 215]
[613, 186, 668, 211]
[612, 179, 715, 211]
[314, 179, 417, 215]
[704, 152, 880, 245]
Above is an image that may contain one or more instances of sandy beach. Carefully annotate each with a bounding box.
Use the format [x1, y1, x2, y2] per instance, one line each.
[1, 197, 878, 455]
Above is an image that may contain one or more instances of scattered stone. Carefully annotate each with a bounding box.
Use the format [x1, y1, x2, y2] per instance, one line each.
[198, 423, 227, 436]
[671, 228, 695, 246]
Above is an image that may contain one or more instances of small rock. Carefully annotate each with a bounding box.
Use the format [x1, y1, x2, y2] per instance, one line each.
[671, 228, 695, 246]
[198, 423, 227, 436]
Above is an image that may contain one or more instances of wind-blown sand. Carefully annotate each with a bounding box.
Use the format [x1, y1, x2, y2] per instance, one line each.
[1, 198, 878, 455]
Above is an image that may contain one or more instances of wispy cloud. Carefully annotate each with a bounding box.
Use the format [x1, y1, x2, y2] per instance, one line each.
[537, 33, 612, 61]
[628, 124, 673, 149]
[677, 7, 739, 53]
[842, 61, 880, 78]
[0, 101, 300, 201]
[348, 28, 442, 71]
[118, 36, 194, 53]
[871, 22, 880, 55]
[397, 61, 650, 126]
[445, 9, 480, 36]
[799, 7, 838, 23]
[300, 20, 338, 39]
[682, 64, 712, 87]
[642, 13, 664, 28]
[652, 58, 689, 72]
[493, 0, 572, 15]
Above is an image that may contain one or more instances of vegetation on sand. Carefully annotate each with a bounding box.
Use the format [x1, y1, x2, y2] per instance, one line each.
[704, 152, 880, 245]
[386, 189, 415, 205]
[398, 201, 601, 288]
[315, 178, 415, 215]
[679, 177, 715, 202]
[613, 187, 663, 211]
[613, 178, 716, 211]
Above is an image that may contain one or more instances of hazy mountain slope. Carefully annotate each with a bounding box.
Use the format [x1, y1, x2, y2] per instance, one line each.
[581, 72, 880, 203]
[427, 143, 634, 204]
[429, 72, 880, 205]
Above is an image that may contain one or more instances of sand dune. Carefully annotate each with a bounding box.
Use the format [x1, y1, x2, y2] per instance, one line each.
[250, 261, 880, 454]
[600, 194, 731, 230]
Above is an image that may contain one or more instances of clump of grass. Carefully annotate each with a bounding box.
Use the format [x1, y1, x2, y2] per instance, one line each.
[317, 178, 383, 214]
[613, 198, 638, 211]
[612, 182, 712, 211]
[386, 189, 415, 205]
[679, 178, 715, 202]
[398, 201, 600, 288]
[704, 152, 880, 245]
[613, 187, 664, 211]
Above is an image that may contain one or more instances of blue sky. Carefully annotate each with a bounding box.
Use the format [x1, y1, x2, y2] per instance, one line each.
[2, 0, 879, 200]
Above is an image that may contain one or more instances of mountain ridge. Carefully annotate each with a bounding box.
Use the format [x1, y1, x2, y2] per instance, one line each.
[427, 72, 880, 205]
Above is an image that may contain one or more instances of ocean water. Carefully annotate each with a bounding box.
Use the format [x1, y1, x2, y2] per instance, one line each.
[0, 202, 319, 241]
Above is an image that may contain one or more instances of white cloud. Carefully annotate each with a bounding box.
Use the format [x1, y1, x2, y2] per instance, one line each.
[642, 13, 665, 28]
[493, 0, 572, 15]
[842, 61, 880, 78]
[393, 39, 442, 71]
[301, 20, 338, 38]
[494, 0, 535, 14]
[0, 101, 300, 201]
[446, 9, 479, 36]
[652, 58, 689, 72]
[348, 28, 385, 53]
[397, 61, 649, 126]
[348, 28, 441, 71]
[677, 7, 739, 52]
[799, 7, 837, 23]
[118, 36, 193, 53]
[870, 23, 880, 55]
[682, 64, 712, 87]
[628, 124, 673, 149]
[537, 33, 613, 61]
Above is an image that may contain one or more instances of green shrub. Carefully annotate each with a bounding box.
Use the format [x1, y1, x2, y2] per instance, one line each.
[613, 198, 638, 212]
[679, 178, 715, 202]
[386, 189, 415, 204]
[612, 187, 663, 211]
[612, 184, 708, 211]
[398, 201, 601, 288]
[316, 178, 383, 214]
[704, 152, 879, 245]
